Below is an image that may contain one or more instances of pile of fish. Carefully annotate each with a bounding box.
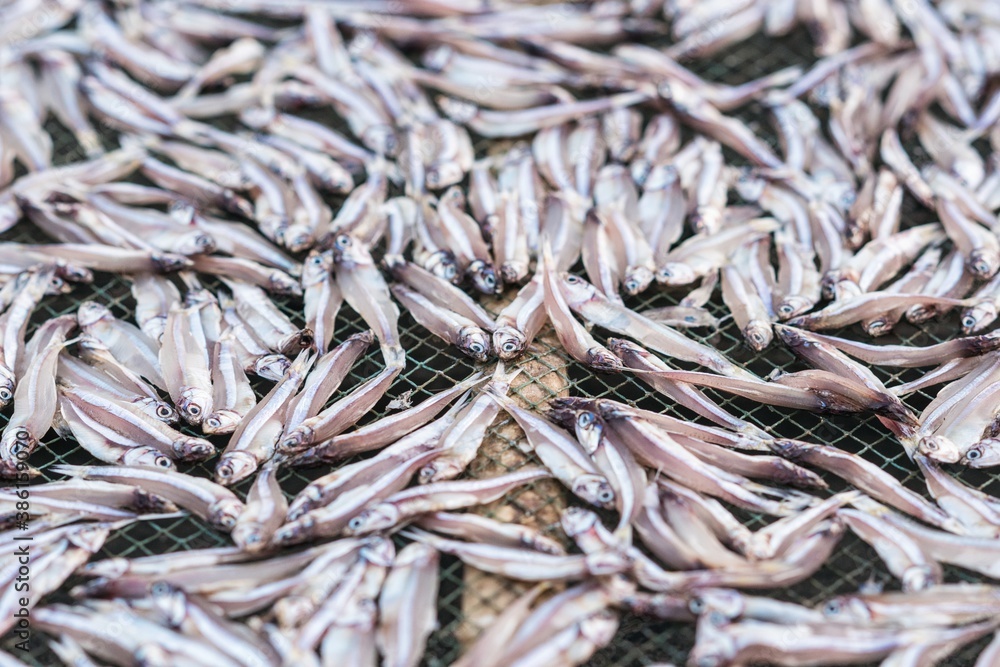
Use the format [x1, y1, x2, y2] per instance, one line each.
[4, 0, 1000, 665]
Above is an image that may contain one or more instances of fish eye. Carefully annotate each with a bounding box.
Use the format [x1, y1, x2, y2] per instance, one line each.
[196, 236, 212, 247]
[156, 457, 172, 468]
[577, 412, 594, 428]
[187, 404, 201, 417]
[484, 274, 495, 288]
[924, 440, 938, 451]
[689, 598, 706, 613]
[966, 448, 982, 461]
[206, 417, 221, 428]
[824, 600, 842, 615]
[348, 516, 364, 530]
[309, 255, 323, 265]
[150, 581, 171, 597]
[244, 533, 260, 544]
[444, 265, 457, 279]
[0, 389, 11, 401]
[963, 317, 977, 329]
[598, 489, 613, 503]
[335, 235, 352, 249]
[156, 405, 173, 419]
[469, 342, 484, 355]
[502, 341, 518, 353]
[567, 275, 582, 284]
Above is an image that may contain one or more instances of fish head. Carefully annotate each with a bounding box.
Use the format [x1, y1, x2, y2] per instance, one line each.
[278, 329, 314, 355]
[330, 233, 365, 265]
[422, 250, 461, 284]
[560, 506, 600, 538]
[221, 191, 254, 219]
[418, 459, 461, 484]
[274, 596, 315, 629]
[820, 595, 871, 624]
[917, 435, 961, 464]
[862, 317, 894, 338]
[133, 489, 177, 514]
[232, 523, 268, 553]
[655, 262, 696, 286]
[901, 565, 938, 592]
[149, 580, 187, 627]
[122, 447, 175, 470]
[499, 260, 529, 286]
[174, 437, 216, 463]
[0, 368, 13, 407]
[272, 514, 315, 547]
[360, 535, 396, 567]
[301, 251, 334, 289]
[437, 97, 477, 124]
[255, 354, 291, 382]
[56, 263, 93, 284]
[173, 231, 217, 256]
[962, 304, 997, 335]
[202, 410, 242, 436]
[283, 224, 316, 256]
[278, 426, 313, 455]
[151, 252, 192, 273]
[266, 270, 302, 296]
[178, 387, 213, 425]
[559, 272, 599, 307]
[587, 347, 624, 373]
[45, 275, 72, 295]
[344, 504, 400, 537]
[573, 474, 617, 509]
[970, 250, 1000, 280]
[457, 326, 491, 363]
[743, 322, 773, 352]
[573, 410, 604, 454]
[207, 497, 245, 532]
[467, 260, 502, 295]
[0, 427, 34, 461]
[364, 125, 398, 158]
[776, 296, 813, 321]
[622, 266, 653, 296]
[76, 300, 113, 328]
[961, 439, 1000, 468]
[686, 632, 736, 667]
[690, 589, 745, 622]
[426, 161, 464, 191]
[215, 451, 258, 487]
[493, 327, 526, 360]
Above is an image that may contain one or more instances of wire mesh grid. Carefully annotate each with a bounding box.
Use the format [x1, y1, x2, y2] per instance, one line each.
[3, 21, 999, 667]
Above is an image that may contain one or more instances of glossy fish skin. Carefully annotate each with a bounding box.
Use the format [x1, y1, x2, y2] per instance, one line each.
[232, 465, 287, 553]
[332, 234, 405, 369]
[0, 335, 66, 477]
[52, 464, 245, 532]
[390, 283, 492, 362]
[216, 351, 312, 486]
[204, 332, 257, 436]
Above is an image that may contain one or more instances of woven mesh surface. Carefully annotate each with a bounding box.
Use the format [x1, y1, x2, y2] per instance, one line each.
[4, 23, 999, 667]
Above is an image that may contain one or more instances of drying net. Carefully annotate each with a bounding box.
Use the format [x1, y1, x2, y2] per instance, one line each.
[3, 22, 998, 667]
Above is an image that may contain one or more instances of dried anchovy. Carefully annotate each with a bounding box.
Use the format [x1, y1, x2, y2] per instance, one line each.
[6, 2, 1000, 667]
